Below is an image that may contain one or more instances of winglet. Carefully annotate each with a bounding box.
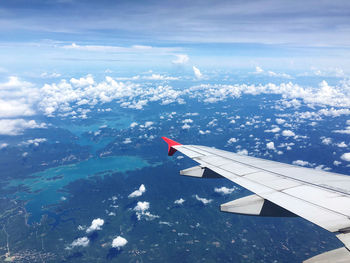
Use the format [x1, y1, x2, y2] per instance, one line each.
[161, 137, 182, 156]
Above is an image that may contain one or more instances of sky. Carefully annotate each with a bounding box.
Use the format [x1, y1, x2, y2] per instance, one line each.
[1, 0, 350, 75]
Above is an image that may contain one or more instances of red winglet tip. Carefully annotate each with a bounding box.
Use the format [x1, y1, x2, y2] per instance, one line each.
[161, 137, 182, 156]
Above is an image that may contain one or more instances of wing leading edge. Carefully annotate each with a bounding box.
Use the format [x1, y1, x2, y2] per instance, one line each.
[162, 137, 350, 262]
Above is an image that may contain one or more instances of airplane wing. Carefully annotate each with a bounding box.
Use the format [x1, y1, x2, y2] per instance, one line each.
[162, 137, 350, 262]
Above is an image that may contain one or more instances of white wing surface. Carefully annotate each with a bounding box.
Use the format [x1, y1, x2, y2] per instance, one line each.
[162, 137, 350, 262]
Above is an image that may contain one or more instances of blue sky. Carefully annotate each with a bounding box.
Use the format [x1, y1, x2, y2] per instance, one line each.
[1, 0, 350, 75]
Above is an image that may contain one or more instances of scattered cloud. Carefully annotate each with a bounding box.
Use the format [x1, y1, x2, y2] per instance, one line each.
[133, 201, 159, 220]
[227, 138, 238, 144]
[193, 66, 202, 79]
[0, 119, 47, 136]
[253, 66, 292, 79]
[86, 218, 104, 233]
[174, 198, 185, 205]
[67, 237, 89, 249]
[340, 153, 350, 162]
[194, 194, 212, 205]
[237, 149, 248, 155]
[266, 142, 275, 150]
[321, 137, 332, 145]
[282, 130, 295, 137]
[214, 186, 236, 195]
[111, 236, 128, 249]
[128, 184, 146, 198]
[292, 160, 311, 167]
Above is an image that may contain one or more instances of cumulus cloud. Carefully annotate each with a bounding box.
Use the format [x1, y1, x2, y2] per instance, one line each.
[337, 142, 347, 148]
[70, 75, 94, 87]
[86, 218, 104, 233]
[266, 142, 275, 150]
[172, 54, 189, 64]
[194, 195, 212, 205]
[182, 123, 191, 129]
[0, 119, 47, 136]
[276, 118, 286, 125]
[227, 138, 238, 144]
[123, 138, 132, 144]
[282, 130, 295, 137]
[193, 66, 202, 79]
[67, 237, 89, 249]
[237, 149, 248, 155]
[214, 186, 236, 195]
[174, 198, 185, 205]
[20, 138, 47, 146]
[111, 236, 128, 249]
[253, 66, 291, 78]
[128, 184, 146, 198]
[321, 137, 332, 145]
[265, 126, 281, 133]
[199, 130, 211, 134]
[340, 153, 350, 162]
[130, 122, 138, 128]
[292, 160, 310, 167]
[133, 201, 159, 221]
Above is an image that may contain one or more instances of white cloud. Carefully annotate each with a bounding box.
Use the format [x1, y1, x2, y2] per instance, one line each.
[21, 138, 47, 146]
[133, 201, 159, 221]
[321, 137, 332, 145]
[111, 236, 128, 249]
[0, 119, 47, 136]
[214, 186, 236, 195]
[194, 195, 212, 205]
[67, 237, 89, 249]
[292, 160, 310, 167]
[264, 126, 280, 133]
[334, 160, 341, 166]
[192, 66, 202, 79]
[182, 119, 193, 124]
[86, 218, 104, 233]
[337, 142, 347, 148]
[143, 74, 178, 80]
[254, 66, 291, 78]
[41, 72, 61, 78]
[174, 198, 185, 205]
[199, 130, 211, 135]
[182, 123, 190, 129]
[172, 54, 189, 64]
[130, 122, 138, 128]
[333, 127, 350, 134]
[123, 138, 132, 144]
[0, 99, 35, 118]
[340, 153, 350, 162]
[276, 118, 286, 125]
[70, 75, 94, 87]
[227, 138, 237, 144]
[282, 130, 295, 137]
[237, 149, 248, 155]
[134, 201, 149, 212]
[144, 121, 154, 128]
[0, 143, 8, 149]
[128, 184, 146, 198]
[266, 142, 275, 150]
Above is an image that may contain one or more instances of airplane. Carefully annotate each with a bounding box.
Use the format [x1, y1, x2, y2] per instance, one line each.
[162, 136, 350, 263]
